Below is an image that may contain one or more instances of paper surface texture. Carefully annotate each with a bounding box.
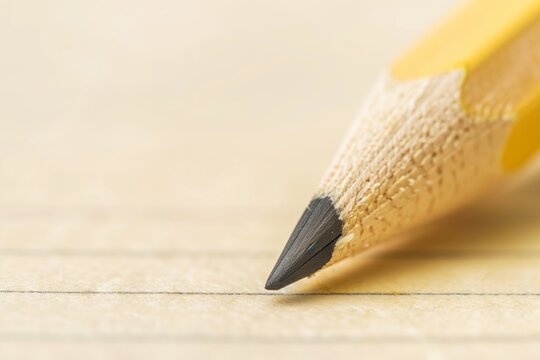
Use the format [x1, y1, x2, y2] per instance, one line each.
[1, 0, 540, 358]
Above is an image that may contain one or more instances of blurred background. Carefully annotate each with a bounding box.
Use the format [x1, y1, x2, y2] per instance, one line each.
[0, 0, 456, 217]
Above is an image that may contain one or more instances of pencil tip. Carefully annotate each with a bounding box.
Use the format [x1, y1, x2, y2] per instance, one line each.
[265, 196, 343, 290]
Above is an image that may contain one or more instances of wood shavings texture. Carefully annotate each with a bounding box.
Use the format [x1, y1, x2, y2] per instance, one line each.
[319, 70, 513, 265]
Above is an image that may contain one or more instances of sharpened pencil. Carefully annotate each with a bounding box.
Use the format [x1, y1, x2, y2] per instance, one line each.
[266, 0, 540, 290]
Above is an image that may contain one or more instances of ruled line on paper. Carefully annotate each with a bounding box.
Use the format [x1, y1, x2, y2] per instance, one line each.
[0, 207, 288, 221]
[2, 290, 540, 296]
[1, 248, 540, 259]
[1, 332, 540, 344]
[0, 249, 277, 258]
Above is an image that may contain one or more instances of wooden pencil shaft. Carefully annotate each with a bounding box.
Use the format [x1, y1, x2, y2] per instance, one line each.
[267, 0, 540, 289]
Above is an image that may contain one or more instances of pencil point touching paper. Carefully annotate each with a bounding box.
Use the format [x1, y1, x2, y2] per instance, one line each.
[2, 0, 540, 358]
[267, 0, 540, 289]
[265, 196, 342, 290]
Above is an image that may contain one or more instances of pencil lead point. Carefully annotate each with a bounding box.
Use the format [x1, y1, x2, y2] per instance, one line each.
[265, 196, 343, 290]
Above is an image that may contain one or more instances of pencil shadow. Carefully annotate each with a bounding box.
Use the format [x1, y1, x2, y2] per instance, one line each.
[276, 163, 540, 305]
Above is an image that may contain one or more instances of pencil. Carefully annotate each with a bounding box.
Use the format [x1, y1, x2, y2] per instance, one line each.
[265, 0, 540, 290]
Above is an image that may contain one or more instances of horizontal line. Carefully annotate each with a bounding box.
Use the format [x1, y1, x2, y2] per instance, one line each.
[1, 248, 540, 259]
[0, 249, 276, 258]
[0, 207, 285, 222]
[1, 290, 540, 296]
[1, 333, 540, 344]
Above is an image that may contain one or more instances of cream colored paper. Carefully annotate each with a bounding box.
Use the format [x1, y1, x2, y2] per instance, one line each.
[1, 0, 540, 358]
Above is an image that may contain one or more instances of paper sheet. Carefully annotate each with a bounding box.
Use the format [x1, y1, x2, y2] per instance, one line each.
[2, 0, 540, 358]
